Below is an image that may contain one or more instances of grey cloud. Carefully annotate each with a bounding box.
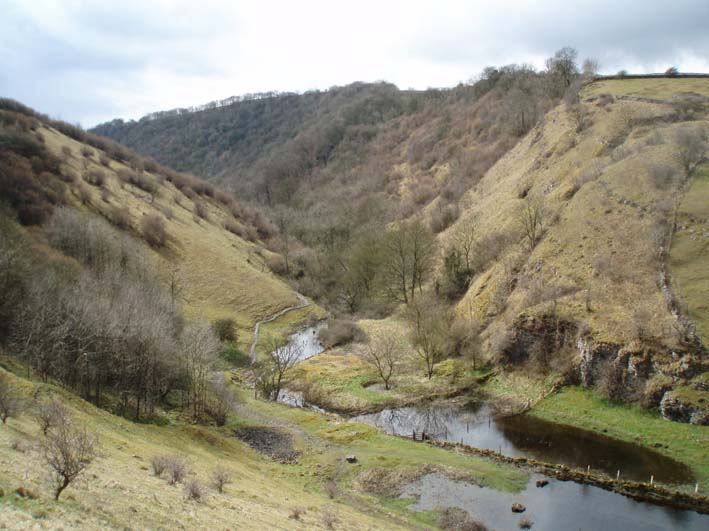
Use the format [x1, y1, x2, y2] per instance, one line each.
[1, 0, 708, 127]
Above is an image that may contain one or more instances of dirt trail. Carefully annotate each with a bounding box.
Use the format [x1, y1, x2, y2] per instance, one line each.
[249, 292, 310, 362]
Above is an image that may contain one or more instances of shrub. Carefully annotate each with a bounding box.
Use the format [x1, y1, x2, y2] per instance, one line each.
[98, 154, 110, 167]
[224, 219, 246, 238]
[212, 318, 237, 342]
[165, 455, 188, 485]
[430, 203, 460, 233]
[647, 162, 677, 190]
[34, 396, 69, 435]
[321, 508, 338, 530]
[193, 201, 209, 221]
[141, 214, 166, 248]
[210, 467, 231, 493]
[109, 206, 131, 229]
[80, 146, 93, 158]
[184, 479, 203, 501]
[61, 146, 72, 157]
[42, 421, 99, 500]
[151, 455, 169, 477]
[318, 320, 366, 348]
[83, 169, 106, 187]
[288, 506, 306, 520]
[0, 375, 24, 423]
[266, 254, 288, 275]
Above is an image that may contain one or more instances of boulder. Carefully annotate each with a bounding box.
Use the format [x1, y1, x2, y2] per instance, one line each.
[511, 502, 526, 513]
[345, 455, 358, 464]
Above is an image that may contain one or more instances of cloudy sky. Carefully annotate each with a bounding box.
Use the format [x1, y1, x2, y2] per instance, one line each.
[2, 0, 708, 127]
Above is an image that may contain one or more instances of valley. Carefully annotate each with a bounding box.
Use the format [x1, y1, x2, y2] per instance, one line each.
[1, 62, 708, 531]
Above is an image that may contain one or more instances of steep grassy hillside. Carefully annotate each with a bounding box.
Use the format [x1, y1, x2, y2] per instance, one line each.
[1, 101, 313, 335]
[0, 364, 528, 530]
[439, 77, 708, 409]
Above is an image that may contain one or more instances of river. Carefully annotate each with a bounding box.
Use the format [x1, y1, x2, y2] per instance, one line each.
[273, 322, 707, 529]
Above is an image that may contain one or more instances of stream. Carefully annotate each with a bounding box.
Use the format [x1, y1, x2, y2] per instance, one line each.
[272, 320, 707, 529]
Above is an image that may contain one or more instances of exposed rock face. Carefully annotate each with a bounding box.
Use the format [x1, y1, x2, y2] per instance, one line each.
[660, 392, 709, 425]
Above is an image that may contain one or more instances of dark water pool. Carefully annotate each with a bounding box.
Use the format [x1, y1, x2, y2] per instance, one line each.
[354, 403, 695, 485]
[402, 473, 708, 531]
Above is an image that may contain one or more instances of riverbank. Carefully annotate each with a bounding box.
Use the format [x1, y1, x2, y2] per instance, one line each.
[287, 350, 491, 415]
[427, 440, 709, 514]
[529, 387, 709, 486]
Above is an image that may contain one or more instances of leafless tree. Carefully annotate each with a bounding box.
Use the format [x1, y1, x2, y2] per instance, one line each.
[34, 395, 69, 435]
[211, 466, 232, 493]
[254, 335, 302, 400]
[0, 375, 24, 424]
[383, 221, 436, 304]
[518, 195, 546, 250]
[179, 323, 220, 420]
[207, 374, 235, 426]
[453, 218, 476, 273]
[582, 58, 600, 77]
[363, 334, 404, 390]
[407, 299, 452, 379]
[42, 420, 99, 500]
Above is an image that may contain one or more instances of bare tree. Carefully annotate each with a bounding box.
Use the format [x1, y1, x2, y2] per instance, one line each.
[363, 334, 404, 390]
[180, 323, 220, 420]
[211, 466, 232, 493]
[254, 335, 302, 400]
[453, 217, 476, 273]
[407, 299, 452, 379]
[383, 221, 436, 304]
[0, 375, 24, 424]
[582, 58, 600, 77]
[34, 395, 69, 435]
[675, 126, 708, 177]
[42, 420, 99, 500]
[207, 374, 236, 426]
[518, 195, 546, 250]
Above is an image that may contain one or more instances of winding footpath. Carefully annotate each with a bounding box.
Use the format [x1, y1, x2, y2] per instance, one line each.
[249, 292, 310, 362]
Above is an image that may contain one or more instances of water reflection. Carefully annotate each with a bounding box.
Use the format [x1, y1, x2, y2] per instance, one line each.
[355, 403, 695, 484]
[287, 321, 327, 362]
[401, 473, 708, 531]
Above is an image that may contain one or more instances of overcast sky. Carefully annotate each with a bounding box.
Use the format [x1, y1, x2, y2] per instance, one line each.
[2, 0, 708, 127]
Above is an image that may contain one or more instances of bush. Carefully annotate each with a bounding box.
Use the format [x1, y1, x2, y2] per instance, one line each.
[321, 508, 338, 530]
[42, 421, 99, 500]
[266, 254, 288, 275]
[0, 375, 24, 423]
[165, 455, 188, 485]
[288, 506, 306, 520]
[83, 169, 106, 187]
[34, 396, 69, 435]
[318, 320, 366, 348]
[210, 467, 231, 493]
[193, 201, 209, 220]
[184, 479, 203, 501]
[430, 203, 460, 233]
[98, 154, 110, 167]
[212, 318, 237, 342]
[141, 214, 166, 248]
[80, 146, 93, 158]
[151, 455, 169, 477]
[109, 206, 131, 229]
